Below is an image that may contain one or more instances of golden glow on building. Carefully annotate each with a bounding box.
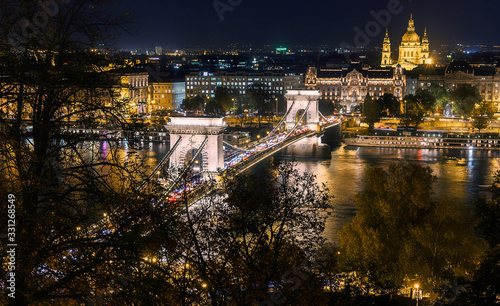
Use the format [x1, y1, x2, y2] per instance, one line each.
[149, 82, 174, 112]
[381, 28, 392, 67]
[382, 15, 430, 71]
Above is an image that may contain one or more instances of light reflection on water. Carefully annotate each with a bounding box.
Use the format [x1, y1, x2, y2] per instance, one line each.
[140, 143, 500, 244]
[286, 145, 500, 244]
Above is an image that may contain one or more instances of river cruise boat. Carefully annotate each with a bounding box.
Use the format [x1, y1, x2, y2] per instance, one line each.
[344, 131, 500, 150]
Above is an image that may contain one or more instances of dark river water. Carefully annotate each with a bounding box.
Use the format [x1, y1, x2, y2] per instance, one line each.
[125, 141, 500, 244]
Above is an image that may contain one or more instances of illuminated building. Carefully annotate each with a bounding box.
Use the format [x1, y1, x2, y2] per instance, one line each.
[381, 15, 430, 70]
[185, 71, 303, 99]
[306, 56, 406, 112]
[119, 72, 149, 114]
[381, 28, 392, 67]
[149, 80, 186, 112]
[149, 82, 173, 112]
[155, 46, 163, 55]
[417, 61, 500, 111]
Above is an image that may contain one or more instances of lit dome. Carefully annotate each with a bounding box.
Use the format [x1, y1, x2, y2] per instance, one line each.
[402, 31, 420, 43]
[401, 15, 420, 43]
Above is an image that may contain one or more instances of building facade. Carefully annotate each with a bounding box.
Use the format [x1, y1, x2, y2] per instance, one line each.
[149, 82, 174, 112]
[417, 61, 500, 111]
[148, 80, 186, 112]
[306, 60, 406, 112]
[381, 15, 430, 70]
[185, 71, 304, 99]
[118, 72, 149, 114]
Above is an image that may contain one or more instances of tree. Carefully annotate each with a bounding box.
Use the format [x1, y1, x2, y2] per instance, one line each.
[319, 99, 336, 115]
[428, 84, 449, 115]
[471, 101, 495, 132]
[444, 171, 500, 305]
[339, 162, 486, 299]
[204, 98, 224, 116]
[450, 84, 482, 116]
[0, 1, 167, 304]
[214, 86, 234, 112]
[145, 161, 332, 305]
[247, 83, 272, 115]
[362, 95, 380, 132]
[181, 95, 204, 112]
[377, 93, 400, 117]
[401, 94, 425, 129]
[414, 88, 437, 114]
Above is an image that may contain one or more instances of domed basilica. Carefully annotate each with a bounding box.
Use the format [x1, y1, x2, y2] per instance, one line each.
[381, 15, 430, 70]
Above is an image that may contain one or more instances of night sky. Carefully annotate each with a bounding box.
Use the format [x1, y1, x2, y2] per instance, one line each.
[117, 0, 500, 49]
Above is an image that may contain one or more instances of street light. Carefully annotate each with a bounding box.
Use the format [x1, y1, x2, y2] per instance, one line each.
[413, 284, 422, 306]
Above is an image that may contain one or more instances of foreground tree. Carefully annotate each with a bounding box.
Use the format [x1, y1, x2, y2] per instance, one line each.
[135, 161, 332, 305]
[448, 171, 500, 305]
[0, 1, 169, 304]
[339, 162, 486, 300]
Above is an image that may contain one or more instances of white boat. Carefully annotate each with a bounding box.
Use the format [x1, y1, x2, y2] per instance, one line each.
[344, 132, 500, 150]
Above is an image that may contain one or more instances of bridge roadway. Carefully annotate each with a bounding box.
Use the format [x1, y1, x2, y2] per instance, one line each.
[176, 120, 341, 207]
[72, 120, 340, 241]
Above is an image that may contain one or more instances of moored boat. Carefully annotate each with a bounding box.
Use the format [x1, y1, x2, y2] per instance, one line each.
[344, 131, 500, 150]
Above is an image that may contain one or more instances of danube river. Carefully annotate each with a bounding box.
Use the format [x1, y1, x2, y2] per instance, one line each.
[130, 142, 500, 244]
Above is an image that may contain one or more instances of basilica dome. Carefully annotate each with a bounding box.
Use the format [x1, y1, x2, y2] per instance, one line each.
[402, 31, 420, 43]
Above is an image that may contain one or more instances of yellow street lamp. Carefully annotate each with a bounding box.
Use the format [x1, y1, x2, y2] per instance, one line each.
[413, 284, 422, 306]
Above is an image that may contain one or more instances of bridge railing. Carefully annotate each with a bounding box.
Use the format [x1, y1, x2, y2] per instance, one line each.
[137, 136, 183, 192]
[267, 101, 295, 138]
[284, 101, 311, 139]
[161, 136, 209, 199]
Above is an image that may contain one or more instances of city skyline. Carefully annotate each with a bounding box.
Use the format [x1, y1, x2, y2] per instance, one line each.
[118, 0, 500, 50]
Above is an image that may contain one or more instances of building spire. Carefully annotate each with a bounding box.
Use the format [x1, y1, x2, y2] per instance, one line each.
[384, 28, 390, 43]
[408, 14, 415, 31]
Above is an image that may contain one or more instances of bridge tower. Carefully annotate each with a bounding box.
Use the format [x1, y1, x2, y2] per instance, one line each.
[166, 117, 227, 178]
[285, 90, 321, 132]
[283, 89, 331, 158]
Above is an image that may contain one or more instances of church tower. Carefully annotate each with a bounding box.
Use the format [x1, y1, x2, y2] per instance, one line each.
[397, 14, 423, 70]
[381, 14, 430, 70]
[381, 28, 392, 67]
[420, 28, 430, 64]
